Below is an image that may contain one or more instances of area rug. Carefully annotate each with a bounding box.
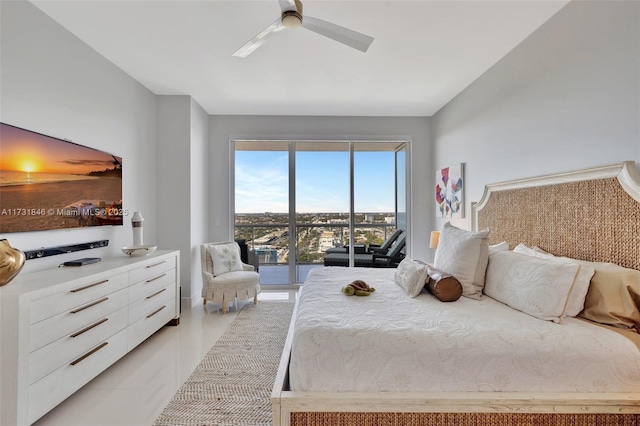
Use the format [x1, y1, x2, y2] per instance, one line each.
[154, 301, 295, 426]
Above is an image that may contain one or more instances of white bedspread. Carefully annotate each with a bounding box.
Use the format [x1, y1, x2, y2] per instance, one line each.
[289, 267, 640, 392]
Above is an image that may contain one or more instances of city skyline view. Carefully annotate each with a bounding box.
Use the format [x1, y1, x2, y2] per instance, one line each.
[235, 150, 396, 213]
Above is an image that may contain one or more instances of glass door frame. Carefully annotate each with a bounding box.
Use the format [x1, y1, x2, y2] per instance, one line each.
[231, 137, 412, 289]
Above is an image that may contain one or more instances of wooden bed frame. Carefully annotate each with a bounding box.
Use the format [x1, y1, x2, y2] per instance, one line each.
[271, 161, 640, 426]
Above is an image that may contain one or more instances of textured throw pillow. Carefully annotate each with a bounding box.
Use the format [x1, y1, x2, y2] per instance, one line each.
[433, 222, 490, 300]
[513, 244, 594, 317]
[577, 261, 640, 333]
[484, 250, 579, 323]
[394, 258, 429, 297]
[208, 243, 243, 276]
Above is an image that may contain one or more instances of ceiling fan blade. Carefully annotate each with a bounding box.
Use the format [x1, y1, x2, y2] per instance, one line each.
[278, 0, 298, 12]
[302, 16, 374, 53]
[232, 18, 285, 58]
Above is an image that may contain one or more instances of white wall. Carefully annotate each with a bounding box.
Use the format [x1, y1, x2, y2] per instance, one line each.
[156, 96, 210, 305]
[0, 1, 158, 273]
[156, 96, 192, 296]
[431, 0, 640, 233]
[208, 115, 432, 263]
[190, 99, 210, 305]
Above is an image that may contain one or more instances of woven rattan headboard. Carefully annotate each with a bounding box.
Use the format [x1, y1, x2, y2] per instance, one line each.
[472, 161, 640, 270]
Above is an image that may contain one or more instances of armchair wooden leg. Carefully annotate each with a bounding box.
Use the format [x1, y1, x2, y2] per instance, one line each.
[222, 300, 227, 314]
[203, 298, 207, 305]
[254, 294, 258, 305]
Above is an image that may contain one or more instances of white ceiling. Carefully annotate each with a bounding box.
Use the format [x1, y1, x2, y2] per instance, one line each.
[31, 0, 569, 116]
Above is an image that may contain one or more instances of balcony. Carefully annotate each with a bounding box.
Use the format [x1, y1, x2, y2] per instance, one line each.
[235, 222, 397, 286]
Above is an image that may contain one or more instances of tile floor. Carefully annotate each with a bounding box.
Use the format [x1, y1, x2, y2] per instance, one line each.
[33, 291, 297, 426]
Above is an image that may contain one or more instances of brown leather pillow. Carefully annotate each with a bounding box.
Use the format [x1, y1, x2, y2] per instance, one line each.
[426, 265, 463, 302]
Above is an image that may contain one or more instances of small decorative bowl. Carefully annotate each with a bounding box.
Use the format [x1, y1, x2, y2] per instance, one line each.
[121, 245, 157, 256]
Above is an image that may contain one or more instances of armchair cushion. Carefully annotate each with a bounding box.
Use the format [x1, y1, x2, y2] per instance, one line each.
[209, 270, 259, 287]
[208, 242, 243, 276]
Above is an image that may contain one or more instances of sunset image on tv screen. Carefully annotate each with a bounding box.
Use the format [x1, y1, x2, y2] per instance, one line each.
[0, 123, 123, 233]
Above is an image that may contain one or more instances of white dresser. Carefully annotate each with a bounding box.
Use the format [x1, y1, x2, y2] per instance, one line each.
[0, 250, 180, 426]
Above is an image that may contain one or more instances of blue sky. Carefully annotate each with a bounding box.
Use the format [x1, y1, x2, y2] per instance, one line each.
[235, 150, 395, 213]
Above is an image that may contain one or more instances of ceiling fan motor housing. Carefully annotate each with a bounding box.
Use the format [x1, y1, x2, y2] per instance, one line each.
[282, 10, 302, 29]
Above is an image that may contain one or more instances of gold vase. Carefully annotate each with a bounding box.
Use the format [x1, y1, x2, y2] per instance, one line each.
[0, 239, 26, 286]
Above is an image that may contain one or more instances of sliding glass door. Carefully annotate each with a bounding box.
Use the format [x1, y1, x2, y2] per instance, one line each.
[295, 142, 350, 283]
[234, 141, 290, 284]
[234, 140, 407, 288]
[354, 143, 398, 257]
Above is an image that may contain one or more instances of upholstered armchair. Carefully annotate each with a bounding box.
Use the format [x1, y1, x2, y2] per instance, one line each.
[200, 241, 260, 313]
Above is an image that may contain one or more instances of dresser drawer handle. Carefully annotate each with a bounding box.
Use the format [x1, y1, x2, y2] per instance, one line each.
[70, 318, 109, 338]
[146, 288, 166, 299]
[146, 273, 167, 283]
[70, 342, 109, 366]
[146, 261, 166, 269]
[146, 305, 166, 318]
[70, 279, 109, 293]
[69, 297, 109, 314]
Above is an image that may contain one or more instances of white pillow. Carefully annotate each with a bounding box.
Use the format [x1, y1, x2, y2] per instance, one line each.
[484, 250, 579, 323]
[433, 222, 490, 300]
[513, 243, 538, 257]
[489, 241, 509, 253]
[513, 243, 594, 317]
[208, 243, 243, 276]
[394, 258, 429, 297]
[532, 246, 551, 255]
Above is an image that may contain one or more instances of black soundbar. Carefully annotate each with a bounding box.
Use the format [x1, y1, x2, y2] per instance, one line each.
[24, 240, 109, 260]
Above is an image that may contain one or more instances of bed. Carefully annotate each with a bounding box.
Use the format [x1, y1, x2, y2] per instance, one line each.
[271, 161, 640, 426]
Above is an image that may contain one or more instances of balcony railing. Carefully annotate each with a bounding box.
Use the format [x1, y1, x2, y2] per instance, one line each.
[234, 222, 396, 266]
[235, 222, 396, 285]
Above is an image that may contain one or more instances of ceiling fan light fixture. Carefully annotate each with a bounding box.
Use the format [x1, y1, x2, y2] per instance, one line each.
[282, 10, 302, 29]
[232, 0, 374, 58]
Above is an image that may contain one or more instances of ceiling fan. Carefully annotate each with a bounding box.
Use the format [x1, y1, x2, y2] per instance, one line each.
[232, 0, 374, 58]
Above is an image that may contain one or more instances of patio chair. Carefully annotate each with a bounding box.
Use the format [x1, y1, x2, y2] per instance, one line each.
[323, 232, 406, 268]
[323, 253, 376, 267]
[201, 241, 260, 313]
[325, 229, 404, 255]
[372, 233, 406, 267]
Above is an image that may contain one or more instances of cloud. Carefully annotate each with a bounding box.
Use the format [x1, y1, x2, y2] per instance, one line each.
[234, 151, 395, 213]
[235, 155, 289, 213]
[58, 159, 116, 166]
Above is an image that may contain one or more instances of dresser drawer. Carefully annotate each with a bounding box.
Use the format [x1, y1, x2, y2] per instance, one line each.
[1, 250, 180, 426]
[128, 268, 175, 302]
[129, 282, 176, 324]
[30, 272, 128, 324]
[28, 328, 128, 424]
[29, 305, 128, 384]
[128, 297, 176, 350]
[129, 256, 176, 284]
[30, 288, 128, 352]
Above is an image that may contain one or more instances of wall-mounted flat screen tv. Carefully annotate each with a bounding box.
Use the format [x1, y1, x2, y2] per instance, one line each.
[0, 123, 123, 233]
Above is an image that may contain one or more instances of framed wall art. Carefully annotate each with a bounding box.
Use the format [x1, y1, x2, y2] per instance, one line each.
[435, 163, 464, 218]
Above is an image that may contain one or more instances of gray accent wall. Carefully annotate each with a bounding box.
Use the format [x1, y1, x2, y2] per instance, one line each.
[431, 0, 640, 233]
